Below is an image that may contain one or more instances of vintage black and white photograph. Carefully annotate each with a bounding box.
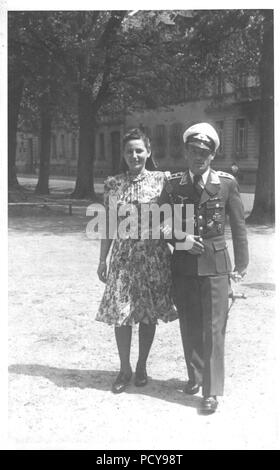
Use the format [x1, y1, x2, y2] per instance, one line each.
[2, 0, 279, 450]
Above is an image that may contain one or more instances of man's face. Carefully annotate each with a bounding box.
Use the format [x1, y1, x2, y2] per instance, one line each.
[184, 144, 214, 175]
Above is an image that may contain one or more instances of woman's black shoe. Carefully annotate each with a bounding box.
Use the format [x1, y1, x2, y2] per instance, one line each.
[134, 367, 148, 387]
[112, 370, 132, 394]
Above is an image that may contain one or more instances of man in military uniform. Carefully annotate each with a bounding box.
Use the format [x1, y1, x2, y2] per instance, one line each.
[159, 122, 249, 414]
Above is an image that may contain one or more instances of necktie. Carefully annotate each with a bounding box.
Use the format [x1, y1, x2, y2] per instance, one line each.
[193, 174, 203, 197]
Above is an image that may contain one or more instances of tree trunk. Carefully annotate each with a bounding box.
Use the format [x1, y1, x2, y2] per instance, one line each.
[247, 11, 274, 224]
[71, 12, 127, 200]
[35, 96, 52, 195]
[8, 76, 24, 188]
[71, 88, 96, 199]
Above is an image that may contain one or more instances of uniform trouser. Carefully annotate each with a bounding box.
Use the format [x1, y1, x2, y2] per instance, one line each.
[173, 275, 229, 397]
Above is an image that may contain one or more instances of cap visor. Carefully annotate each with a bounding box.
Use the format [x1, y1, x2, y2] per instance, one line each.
[187, 141, 212, 151]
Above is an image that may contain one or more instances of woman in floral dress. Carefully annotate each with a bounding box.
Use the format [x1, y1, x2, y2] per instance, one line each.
[96, 128, 177, 394]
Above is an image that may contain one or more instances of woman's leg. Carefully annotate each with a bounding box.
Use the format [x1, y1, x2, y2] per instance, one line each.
[136, 322, 156, 375]
[114, 325, 132, 374]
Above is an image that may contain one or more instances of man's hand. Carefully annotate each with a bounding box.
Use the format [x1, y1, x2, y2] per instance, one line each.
[97, 260, 107, 283]
[187, 235, 205, 254]
[175, 233, 205, 254]
[230, 269, 246, 283]
[161, 223, 173, 238]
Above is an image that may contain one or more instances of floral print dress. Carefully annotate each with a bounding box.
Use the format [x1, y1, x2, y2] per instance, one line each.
[96, 169, 177, 326]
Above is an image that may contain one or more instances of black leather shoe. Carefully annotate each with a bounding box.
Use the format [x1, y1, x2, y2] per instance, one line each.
[200, 396, 218, 414]
[112, 370, 132, 394]
[134, 367, 148, 387]
[183, 381, 200, 395]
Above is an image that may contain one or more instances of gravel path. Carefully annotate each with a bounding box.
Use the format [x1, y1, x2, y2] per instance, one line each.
[8, 214, 278, 450]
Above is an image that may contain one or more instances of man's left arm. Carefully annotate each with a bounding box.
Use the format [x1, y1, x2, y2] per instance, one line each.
[226, 178, 249, 276]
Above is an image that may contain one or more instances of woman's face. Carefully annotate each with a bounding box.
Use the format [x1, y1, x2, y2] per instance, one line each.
[123, 139, 151, 173]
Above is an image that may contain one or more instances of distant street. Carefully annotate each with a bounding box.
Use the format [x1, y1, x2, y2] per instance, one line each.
[18, 174, 255, 215]
[18, 175, 105, 195]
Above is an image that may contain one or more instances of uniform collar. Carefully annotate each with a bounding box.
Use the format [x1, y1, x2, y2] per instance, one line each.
[179, 168, 221, 203]
[180, 168, 212, 185]
[179, 168, 220, 188]
[199, 169, 221, 204]
[189, 168, 210, 185]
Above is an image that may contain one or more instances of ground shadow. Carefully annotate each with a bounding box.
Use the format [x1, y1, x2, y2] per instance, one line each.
[245, 225, 274, 233]
[8, 183, 102, 235]
[8, 214, 91, 235]
[242, 282, 275, 291]
[9, 363, 201, 410]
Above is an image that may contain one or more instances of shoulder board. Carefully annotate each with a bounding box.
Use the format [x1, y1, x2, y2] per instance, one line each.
[216, 171, 235, 180]
[168, 172, 184, 180]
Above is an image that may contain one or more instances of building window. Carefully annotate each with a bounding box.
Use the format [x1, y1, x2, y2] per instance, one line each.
[169, 122, 183, 159]
[215, 121, 224, 158]
[98, 133, 106, 161]
[214, 74, 225, 96]
[52, 135, 57, 160]
[185, 77, 200, 100]
[19, 140, 25, 156]
[60, 134, 65, 159]
[238, 74, 248, 89]
[28, 138, 34, 172]
[174, 77, 187, 102]
[71, 136, 77, 160]
[154, 124, 167, 159]
[235, 119, 247, 157]
[111, 131, 121, 174]
[139, 125, 151, 141]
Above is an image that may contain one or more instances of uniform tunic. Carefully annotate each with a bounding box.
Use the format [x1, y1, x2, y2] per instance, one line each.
[96, 170, 177, 326]
[158, 169, 249, 396]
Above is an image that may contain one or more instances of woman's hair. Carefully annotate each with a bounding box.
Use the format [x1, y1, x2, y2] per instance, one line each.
[119, 127, 157, 172]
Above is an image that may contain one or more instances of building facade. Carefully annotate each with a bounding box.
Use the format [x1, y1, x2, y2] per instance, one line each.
[16, 80, 260, 184]
[94, 80, 260, 183]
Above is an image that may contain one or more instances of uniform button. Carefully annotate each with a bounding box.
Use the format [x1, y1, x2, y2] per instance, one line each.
[199, 226, 203, 231]
[198, 215, 203, 220]
[216, 204, 219, 208]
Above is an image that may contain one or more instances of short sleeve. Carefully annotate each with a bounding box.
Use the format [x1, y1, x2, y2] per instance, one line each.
[103, 178, 112, 208]
[103, 175, 121, 209]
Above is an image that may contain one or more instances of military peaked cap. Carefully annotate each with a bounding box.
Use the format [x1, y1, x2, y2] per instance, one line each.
[183, 122, 220, 152]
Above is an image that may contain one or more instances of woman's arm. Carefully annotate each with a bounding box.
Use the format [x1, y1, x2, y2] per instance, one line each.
[97, 238, 113, 283]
